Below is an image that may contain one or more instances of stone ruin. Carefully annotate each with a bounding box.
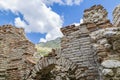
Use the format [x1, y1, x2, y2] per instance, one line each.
[0, 25, 36, 80]
[113, 5, 120, 27]
[0, 5, 120, 80]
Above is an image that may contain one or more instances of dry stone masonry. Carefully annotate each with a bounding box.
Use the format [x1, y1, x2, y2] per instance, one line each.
[0, 25, 36, 80]
[87, 5, 120, 80]
[61, 24, 99, 80]
[113, 5, 120, 27]
[83, 5, 108, 23]
[83, 5, 112, 32]
[0, 4, 120, 80]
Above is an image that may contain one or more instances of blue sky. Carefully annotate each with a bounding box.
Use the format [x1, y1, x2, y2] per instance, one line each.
[0, 0, 119, 44]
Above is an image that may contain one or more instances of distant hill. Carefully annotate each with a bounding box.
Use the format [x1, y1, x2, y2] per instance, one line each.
[37, 37, 61, 49]
[34, 38, 61, 58]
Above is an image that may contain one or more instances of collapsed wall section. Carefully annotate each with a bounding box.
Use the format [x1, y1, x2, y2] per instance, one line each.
[0, 25, 36, 80]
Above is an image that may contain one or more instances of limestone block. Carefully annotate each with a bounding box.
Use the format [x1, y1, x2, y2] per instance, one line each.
[113, 40, 120, 51]
[102, 69, 114, 76]
[97, 38, 108, 45]
[103, 31, 117, 38]
[102, 60, 120, 68]
[97, 52, 108, 58]
[104, 43, 111, 49]
[116, 68, 120, 77]
[55, 76, 62, 80]
[90, 29, 105, 40]
[92, 43, 106, 52]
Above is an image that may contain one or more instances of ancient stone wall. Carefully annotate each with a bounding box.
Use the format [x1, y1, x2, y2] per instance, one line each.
[90, 27, 120, 80]
[113, 5, 120, 27]
[60, 24, 99, 80]
[87, 5, 120, 80]
[59, 4, 120, 80]
[83, 5, 108, 23]
[83, 5, 112, 32]
[22, 5, 120, 80]
[0, 25, 36, 80]
[0, 4, 120, 80]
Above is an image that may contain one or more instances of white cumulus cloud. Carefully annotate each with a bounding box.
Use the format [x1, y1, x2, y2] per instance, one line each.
[15, 17, 27, 28]
[42, 0, 83, 6]
[41, 0, 64, 5]
[80, 18, 83, 23]
[0, 0, 63, 42]
[0, 0, 83, 42]
[72, 18, 83, 26]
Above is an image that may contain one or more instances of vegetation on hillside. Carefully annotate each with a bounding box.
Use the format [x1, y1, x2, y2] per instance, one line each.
[37, 38, 61, 48]
[34, 38, 61, 58]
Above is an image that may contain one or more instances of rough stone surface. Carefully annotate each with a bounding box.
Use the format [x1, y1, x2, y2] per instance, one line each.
[102, 69, 114, 76]
[60, 23, 99, 80]
[113, 5, 120, 27]
[102, 60, 120, 68]
[0, 25, 36, 80]
[26, 4, 120, 80]
[84, 5, 108, 23]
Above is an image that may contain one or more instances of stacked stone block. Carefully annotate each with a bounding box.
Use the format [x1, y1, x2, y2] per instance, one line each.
[0, 54, 7, 80]
[83, 5, 108, 23]
[87, 5, 120, 80]
[113, 5, 120, 27]
[0, 25, 36, 80]
[90, 27, 120, 80]
[61, 24, 99, 80]
[83, 5, 112, 32]
[26, 57, 56, 80]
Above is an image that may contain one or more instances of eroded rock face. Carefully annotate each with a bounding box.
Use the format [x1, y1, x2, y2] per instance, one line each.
[0, 25, 36, 80]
